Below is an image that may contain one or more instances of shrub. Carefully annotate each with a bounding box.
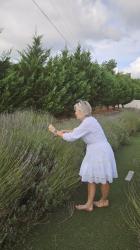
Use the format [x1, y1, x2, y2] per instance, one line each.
[0, 109, 140, 249]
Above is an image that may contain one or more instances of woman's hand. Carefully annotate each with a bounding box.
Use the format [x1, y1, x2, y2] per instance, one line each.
[48, 124, 57, 135]
[56, 131, 64, 137]
[48, 124, 64, 137]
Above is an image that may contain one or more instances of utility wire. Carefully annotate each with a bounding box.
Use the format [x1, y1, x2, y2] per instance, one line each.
[49, 0, 74, 46]
[32, 0, 69, 46]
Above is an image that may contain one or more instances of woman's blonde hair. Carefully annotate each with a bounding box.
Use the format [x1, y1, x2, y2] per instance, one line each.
[74, 100, 92, 116]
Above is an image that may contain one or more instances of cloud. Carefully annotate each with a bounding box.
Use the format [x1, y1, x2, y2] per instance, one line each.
[123, 57, 140, 79]
[86, 29, 140, 73]
[0, 0, 140, 79]
[0, 0, 122, 55]
[108, 0, 140, 30]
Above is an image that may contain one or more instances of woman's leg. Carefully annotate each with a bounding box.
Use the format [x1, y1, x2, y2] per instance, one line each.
[75, 183, 96, 211]
[101, 182, 110, 201]
[87, 182, 96, 207]
[94, 182, 110, 207]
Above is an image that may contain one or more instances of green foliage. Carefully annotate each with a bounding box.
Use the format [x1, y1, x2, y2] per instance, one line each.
[0, 34, 136, 116]
[102, 59, 117, 74]
[96, 69, 117, 108]
[0, 110, 140, 249]
[19, 34, 50, 75]
[123, 175, 140, 247]
[133, 79, 140, 99]
[0, 35, 50, 112]
[0, 111, 83, 248]
[0, 50, 11, 80]
[44, 45, 92, 115]
[17, 34, 50, 109]
[116, 73, 134, 106]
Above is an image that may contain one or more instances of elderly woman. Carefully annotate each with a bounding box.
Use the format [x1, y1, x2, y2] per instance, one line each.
[49, 100, 118, 212]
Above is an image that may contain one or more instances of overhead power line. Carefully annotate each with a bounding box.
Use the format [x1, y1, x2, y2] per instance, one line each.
[49, 0, 75, 45]
[32, 0, 69, 46]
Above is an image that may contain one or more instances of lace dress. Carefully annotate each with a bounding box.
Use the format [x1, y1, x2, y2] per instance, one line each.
[63, 116, 118, 184]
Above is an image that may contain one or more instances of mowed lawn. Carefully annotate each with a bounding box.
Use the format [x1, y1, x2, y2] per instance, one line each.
[22, 134, 140, 250]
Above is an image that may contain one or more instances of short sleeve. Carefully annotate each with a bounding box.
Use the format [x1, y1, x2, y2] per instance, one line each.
[62, 120, 89, 142]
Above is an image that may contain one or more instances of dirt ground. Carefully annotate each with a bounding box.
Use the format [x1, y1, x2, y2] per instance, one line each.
[93, 106, 121, 116]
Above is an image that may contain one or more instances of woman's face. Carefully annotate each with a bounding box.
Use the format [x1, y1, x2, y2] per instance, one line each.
[75, 108, 85, 120]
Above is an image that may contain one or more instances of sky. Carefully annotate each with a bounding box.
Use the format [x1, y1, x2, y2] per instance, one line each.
[0, 0, 140, 78]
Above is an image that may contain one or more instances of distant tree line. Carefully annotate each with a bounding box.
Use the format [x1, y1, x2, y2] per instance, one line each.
[0, 34, 140, 116]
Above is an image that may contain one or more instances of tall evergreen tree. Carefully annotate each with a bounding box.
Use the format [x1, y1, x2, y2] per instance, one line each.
[102, 59, 117, 74]
[0, 51, 11, 80]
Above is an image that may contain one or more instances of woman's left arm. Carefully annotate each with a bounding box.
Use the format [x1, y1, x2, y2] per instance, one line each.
[61, 120, 89, 142]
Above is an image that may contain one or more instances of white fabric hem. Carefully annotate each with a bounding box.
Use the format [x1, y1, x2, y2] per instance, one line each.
[79, 174, 118, 184]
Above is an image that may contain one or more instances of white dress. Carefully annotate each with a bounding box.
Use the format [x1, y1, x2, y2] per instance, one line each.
[63, 116, 118, 184]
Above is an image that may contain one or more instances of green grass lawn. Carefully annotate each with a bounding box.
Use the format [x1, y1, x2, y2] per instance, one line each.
[22, 134, 140, 250]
